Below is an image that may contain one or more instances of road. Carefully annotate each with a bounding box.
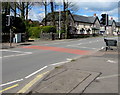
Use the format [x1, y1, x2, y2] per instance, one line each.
[0, 36, 118, 93]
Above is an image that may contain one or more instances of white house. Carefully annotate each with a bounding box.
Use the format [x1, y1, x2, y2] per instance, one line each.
[72, 14, 100, 34]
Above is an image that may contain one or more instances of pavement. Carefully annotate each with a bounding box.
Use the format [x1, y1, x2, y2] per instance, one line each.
[24, 47, 119, 94]
[1, 39, 75, 49]
[0, 37, 119, 94]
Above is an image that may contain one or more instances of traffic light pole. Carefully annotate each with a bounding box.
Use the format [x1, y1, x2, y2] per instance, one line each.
[6, 15, 12, 47]
[10, 28, 13, 47]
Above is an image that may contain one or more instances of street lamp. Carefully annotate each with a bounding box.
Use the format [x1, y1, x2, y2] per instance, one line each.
[58, 4, 61, 39]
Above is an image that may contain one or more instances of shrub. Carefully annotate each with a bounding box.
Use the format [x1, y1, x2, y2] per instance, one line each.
[13, 17, 26, 33]
[56, 30, 65, 34]
[28, 27, 42, 38]
[42, 26, 56, 33]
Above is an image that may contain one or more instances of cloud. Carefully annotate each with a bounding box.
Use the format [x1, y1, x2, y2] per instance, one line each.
[28, 6, 45, 21]
[28, 1, 119, 22]
[28, 9, 40, 21]
[75, 2, 118, 11]
[73, 2, 118, 21]
[68, 0, 119, 2]
[38, 12, 45, 21]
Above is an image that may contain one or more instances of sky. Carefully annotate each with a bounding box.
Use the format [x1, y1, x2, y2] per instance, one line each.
[28, 0, 119, 22]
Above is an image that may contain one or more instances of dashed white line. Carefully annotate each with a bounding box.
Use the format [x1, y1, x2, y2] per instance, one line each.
[50, 61, 70, 66]
[25, 66, 48, 79]
[67, 45, 97, 50]
[107, 60, 117, 63]
[0, 79, 23, 87]
[1, 50, 32, 58]
[97, 74, 120, 80]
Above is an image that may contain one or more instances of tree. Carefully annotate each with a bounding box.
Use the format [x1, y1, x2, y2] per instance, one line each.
[63, 0, 79, 38]
[42, 0, 48, 26]
[2, 2, 10, 15]
[50, 0, 55, 26]
[16, 2, 34, 20]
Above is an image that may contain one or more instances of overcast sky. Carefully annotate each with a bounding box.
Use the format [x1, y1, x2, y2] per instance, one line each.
[28, 0, 119, 22]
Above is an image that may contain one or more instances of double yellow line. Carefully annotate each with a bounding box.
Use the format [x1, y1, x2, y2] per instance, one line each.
[17, 71, 49, 93]
[0, 71, 49, 93]
[0, 84, 19, 93]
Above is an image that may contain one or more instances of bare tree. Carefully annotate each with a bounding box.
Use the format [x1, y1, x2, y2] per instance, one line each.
[42, 0, 48, 26]
[2, 2, 10, 15]
[16, 2, 34, 20]
[50, 0, 55, 26]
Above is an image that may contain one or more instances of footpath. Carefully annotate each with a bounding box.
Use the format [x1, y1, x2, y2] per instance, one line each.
[0, 39, 74, 49]
[27, 48, 119, 94]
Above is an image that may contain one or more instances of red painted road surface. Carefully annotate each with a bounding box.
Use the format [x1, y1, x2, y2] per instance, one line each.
[22, 46, 90, 55]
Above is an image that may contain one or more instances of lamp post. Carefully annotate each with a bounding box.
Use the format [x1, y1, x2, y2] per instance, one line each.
[58, 4, 61, 39]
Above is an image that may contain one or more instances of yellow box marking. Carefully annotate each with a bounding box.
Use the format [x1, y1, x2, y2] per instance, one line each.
[17, 71, 49, 93]
[0, 84, 19, 93]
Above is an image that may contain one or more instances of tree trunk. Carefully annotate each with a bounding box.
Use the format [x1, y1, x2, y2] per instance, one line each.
[50, 0, 55, 26]
[45, 1, 47, 26]
[26, 2, 29, 20]
[63, 0, 66, 37]
[14, 2, 17, 17]
[21, 2, 25, 19]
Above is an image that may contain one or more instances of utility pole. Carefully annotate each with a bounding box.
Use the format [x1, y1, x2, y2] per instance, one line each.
[65, 0, 68, 39]
[58, 4, 61, 39]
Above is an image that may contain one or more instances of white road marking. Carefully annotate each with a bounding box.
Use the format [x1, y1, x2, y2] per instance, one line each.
[107, 60, 117, 63]
[66, 58, 72, 61]
[67, 45, 97, 50]
[50, 60, 70, 66]
[0, 49, 10, 51]
[1, 50, 32, 58]
[25, 66, 48, 79]
[0, 79, 23, 87]
[96, 74, 120, 80]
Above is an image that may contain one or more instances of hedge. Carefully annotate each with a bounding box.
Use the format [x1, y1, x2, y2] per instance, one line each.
[28, 27, 42, 38]
[42, 26, 56, 33]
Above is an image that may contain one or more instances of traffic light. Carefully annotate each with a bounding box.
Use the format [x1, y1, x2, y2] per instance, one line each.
[100, 14, 108, 26]
[5, 15, 10, 26]
[5, 15, 15, 27]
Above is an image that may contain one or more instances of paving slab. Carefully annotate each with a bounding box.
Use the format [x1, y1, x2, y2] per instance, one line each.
[31, 67, 101, 94]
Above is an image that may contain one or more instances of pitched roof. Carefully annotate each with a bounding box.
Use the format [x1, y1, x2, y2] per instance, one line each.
[42, 11, 98, 24]
[72, 15, 97, 24]
[42, 11, 71, 22]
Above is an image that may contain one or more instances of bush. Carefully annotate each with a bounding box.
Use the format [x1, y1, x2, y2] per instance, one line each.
[28, 27, 42, 38]
[13, 17, 26, 33]
[57, 30, 65, 34]
[42, 26, 56, 33]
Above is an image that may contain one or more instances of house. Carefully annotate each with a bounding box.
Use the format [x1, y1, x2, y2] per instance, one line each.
[106, 19, 116, 35]
[116, 22, 120, 33]
[41, 11, 100, 35]
[72, 14, 100, 34]
[42, 11, 74, 33]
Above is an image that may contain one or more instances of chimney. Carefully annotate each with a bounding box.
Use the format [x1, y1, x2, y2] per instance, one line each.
[94, 13, 96, 17]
